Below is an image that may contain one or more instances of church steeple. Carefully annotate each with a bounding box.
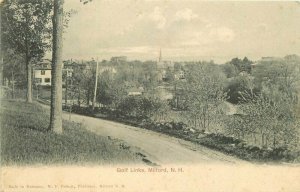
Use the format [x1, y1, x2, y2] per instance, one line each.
[158, 48, 162, 62]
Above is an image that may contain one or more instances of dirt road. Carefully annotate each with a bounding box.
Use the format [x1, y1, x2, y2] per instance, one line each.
[63, 112, 248, 165]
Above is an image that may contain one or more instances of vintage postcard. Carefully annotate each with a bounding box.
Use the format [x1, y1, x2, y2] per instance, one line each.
[0, 0, 300, 192]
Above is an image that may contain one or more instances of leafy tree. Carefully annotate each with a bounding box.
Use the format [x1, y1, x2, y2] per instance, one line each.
[2, 49, 26, 98]
[164, 67, 175, 82]
[227, 57, 252, 74]
[225, 74, 258, 104]
[117, 96, 143, 118]
[222, 62, 238, 78]
[1, 0, 53, 102]
[68, 62, 95, 107]
[97, 70, 127, 108]
[139, 61, 158, 91]
[117, 95, 169, 121]
[174, 62, 183, 71]
[252, 56, 300, 103]
[98, 78, 113, 106]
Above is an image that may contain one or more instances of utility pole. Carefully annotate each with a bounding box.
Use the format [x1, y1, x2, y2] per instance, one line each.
[11, 71, 15, 99]
[92, 58, 98, 110]
[69, 76, 73, 120]
[65, 73, 68, 107]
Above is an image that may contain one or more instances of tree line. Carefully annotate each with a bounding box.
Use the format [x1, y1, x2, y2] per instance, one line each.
[63, 56, 300, 150]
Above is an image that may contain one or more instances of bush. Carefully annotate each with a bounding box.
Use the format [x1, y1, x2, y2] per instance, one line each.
[117, 96, 153, 119]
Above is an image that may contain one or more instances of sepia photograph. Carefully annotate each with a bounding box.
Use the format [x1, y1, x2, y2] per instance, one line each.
[0, 0, 300, 191]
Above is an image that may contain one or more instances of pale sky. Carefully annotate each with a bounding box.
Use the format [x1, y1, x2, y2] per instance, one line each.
[55, 1, 300, 63]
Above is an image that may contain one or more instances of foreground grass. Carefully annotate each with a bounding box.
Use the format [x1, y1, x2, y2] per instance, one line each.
[0, 100, 142, 165]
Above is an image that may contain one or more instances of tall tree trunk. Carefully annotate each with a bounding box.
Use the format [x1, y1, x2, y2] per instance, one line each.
[49, 0, 64, 134]
[253, 133, 257, 144]
[0, 13, 2, 97]
[26, 58, 32, 103]
[265, 135, 269, 148]
[65, 77, 68, 106]
[77, 87, 81, 107]
[273, 132, 276, 149]
[87, 89, 90, 106]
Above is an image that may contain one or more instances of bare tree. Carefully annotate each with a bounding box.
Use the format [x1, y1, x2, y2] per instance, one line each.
[183, 63, 228, 132]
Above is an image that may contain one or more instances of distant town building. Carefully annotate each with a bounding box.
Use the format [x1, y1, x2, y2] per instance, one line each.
[63, 60, 94, 79]
[250, 62, 258, 69]
[251, 57, 284, 71]
[260, 57, 282, 62]
[33, 59, 93, 86]
[62, 60, 76, 78]
[111, 56, 127, 63]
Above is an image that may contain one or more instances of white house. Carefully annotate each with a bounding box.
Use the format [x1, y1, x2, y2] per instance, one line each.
[174, 70, 185, 80]
[33, 59, 52, 86]
[128, 87, 144, 96]
[99, 66, 117, 75]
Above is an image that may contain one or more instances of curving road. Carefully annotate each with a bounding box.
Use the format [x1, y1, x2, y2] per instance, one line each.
[62, 112, 248, 165]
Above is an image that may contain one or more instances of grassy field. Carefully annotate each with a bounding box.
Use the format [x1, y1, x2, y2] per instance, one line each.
[0, 100, 142, 165]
